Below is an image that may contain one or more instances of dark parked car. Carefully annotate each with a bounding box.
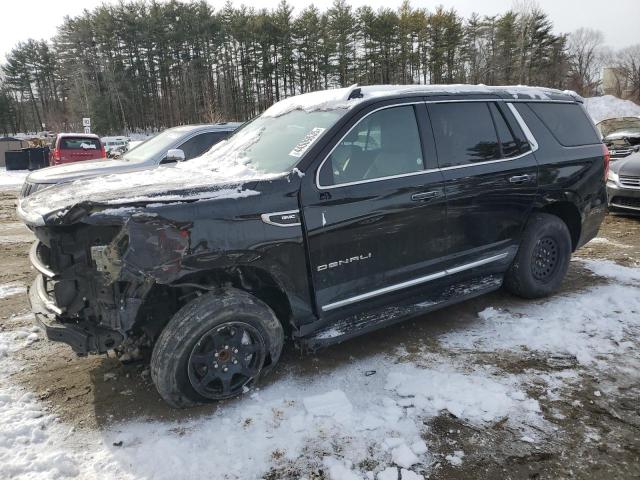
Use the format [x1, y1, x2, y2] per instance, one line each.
[18, 85, 607, 407]
[596, 116, 640, 158]
[50, 133, 106, 166]
[606, 150, 640, 213]
[20, 123, 241, 198]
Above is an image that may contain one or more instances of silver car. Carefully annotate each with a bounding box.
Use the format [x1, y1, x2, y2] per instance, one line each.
[20, 123, 241, 198]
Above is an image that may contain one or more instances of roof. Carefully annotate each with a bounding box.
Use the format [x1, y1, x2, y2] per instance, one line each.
[57, 133, 100, 139]
[263, 84, 583, 117]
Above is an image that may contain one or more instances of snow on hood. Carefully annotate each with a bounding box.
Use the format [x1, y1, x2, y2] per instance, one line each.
[19, 126, 285, 225]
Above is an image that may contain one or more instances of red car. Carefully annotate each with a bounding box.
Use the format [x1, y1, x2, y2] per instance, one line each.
[50, 133, 106, 166]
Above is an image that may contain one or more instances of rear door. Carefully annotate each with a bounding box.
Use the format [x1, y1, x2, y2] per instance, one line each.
[426, 100, 539, 267]
[301, 100, 447, 316]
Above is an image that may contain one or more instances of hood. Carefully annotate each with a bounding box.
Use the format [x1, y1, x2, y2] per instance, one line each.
[27, 158, 150, 184]
[604, 129, 640, 142]
[596, 117, 640, 138]
[610, 151, 640, 176]
[18, 128, 286, 226]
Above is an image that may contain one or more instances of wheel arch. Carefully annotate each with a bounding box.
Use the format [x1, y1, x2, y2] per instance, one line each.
[132, 265, 295, 343]
[535, 201, 582, 251]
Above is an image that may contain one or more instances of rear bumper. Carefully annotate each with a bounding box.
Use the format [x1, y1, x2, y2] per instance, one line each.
[607, 182, 640, 213]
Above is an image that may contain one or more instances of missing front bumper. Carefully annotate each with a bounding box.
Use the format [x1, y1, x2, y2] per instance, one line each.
[28, 275, 123, 355]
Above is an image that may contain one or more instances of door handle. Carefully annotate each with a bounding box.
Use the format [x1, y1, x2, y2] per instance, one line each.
[411, 191, 440, 201]
[509, 174, 533, 184]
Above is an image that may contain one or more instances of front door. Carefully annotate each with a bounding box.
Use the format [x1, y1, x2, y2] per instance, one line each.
[301, 101, 447, 317]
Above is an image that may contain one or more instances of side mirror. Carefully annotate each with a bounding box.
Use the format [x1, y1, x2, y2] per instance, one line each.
[166, 148, 185, 162]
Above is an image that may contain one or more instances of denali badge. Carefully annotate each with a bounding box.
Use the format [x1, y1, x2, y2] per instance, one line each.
[317, 253, 372, 272]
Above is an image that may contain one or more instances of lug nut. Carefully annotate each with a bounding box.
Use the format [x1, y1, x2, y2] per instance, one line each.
[233, 348, 238, 354]
[213, 363, 218, 369]
[224, 345, 229, 350]
[233, 360, 238, 364]
[214, 352, 219, 358]
[223, 367, 228, 372]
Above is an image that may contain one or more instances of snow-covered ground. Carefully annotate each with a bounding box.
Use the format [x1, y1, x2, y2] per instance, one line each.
[1, 258, 638, 480]
[0, 168, 28, 191]
[583, 95, 640, 123]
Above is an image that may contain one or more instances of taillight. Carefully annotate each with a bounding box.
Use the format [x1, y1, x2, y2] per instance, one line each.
[602, 143, 610, 181]
[100, 145, 107, 159]
[52, 148, 60, 162]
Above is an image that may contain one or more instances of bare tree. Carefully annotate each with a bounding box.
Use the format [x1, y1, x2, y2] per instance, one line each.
[566, 28, 605, 96]
[616, 45, 640, 102]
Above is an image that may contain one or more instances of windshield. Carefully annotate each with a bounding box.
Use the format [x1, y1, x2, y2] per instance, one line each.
[197, 109, 346, 174]
[122, 127, 195, 162]
[596, 117, 640, 137]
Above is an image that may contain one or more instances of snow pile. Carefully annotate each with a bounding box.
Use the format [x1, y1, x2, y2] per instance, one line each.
[584, 95, 640, 124]
[0, 283, 26, 299]
[0, 168, 28, 191]
[385, 365, 540, 424]
[0, 326, 95, 480]
[440, 260, 640, 366]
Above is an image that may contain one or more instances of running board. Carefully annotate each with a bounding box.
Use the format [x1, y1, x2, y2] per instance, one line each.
[299, 274, 503, 351]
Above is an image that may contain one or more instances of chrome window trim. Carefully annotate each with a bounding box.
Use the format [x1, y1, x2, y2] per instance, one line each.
[321, 251, 508, 311]
[260, 209, 302, 227]
[506, 102, 539, 152]
[316, 101, 425, 190]
[315, 100, 542, 190]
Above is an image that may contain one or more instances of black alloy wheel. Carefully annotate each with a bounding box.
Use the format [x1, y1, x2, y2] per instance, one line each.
[187, 322, 266, 400]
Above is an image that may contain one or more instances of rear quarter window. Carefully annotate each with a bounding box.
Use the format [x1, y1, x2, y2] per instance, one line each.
[59, 137, 100, 150]
[528, 103, 599, 147]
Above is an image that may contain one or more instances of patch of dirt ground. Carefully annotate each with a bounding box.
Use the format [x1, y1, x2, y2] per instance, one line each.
[1, 189, 639, 479]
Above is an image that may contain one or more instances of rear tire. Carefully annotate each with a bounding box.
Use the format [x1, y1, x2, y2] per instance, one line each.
[504, 213, 572, 299]
[150, 288, 284, 408]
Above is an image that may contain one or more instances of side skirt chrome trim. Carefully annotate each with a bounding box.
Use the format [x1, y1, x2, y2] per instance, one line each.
[321, 252, 509, 312]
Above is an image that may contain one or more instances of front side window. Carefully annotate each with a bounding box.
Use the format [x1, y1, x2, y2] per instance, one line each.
[319, 105, 424, 186]
[429, 102, 500, 168]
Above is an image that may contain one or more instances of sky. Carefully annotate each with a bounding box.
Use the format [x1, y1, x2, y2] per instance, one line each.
[1, 0, 639, 62]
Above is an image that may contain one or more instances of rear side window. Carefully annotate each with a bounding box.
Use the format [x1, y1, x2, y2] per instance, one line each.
[528, 103, 599, 146]
[59, 137, 100, 150]
[429, 102, 499, 168]
[489, 103, 530, 157]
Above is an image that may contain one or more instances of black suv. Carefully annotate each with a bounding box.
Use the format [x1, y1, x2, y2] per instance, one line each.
[19, 85, 607, 407]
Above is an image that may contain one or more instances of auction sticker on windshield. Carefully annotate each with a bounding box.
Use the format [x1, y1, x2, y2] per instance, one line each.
[289, 128, 326, 157]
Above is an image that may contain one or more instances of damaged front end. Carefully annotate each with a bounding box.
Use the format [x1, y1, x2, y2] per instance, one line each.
[28, 209, 191, 355]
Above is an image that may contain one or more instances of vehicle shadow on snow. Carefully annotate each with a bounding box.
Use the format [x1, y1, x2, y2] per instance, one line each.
[88, 262, 606, 428]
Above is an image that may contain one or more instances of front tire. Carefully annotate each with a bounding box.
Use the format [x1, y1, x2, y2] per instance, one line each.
[150, 288, 284, 408]
[504, 213, 572, 299]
